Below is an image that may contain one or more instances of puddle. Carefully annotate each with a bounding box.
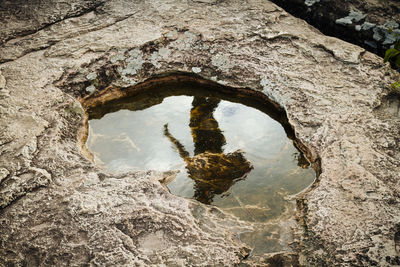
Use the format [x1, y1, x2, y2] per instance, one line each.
[86, 83, 315, 255]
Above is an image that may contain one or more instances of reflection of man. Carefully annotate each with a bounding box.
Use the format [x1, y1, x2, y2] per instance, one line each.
[189, 97, 225, 155]
[164, 96, 253, 204]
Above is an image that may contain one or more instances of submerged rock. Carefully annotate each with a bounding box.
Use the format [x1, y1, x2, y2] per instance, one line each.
[0, 0, 399, 266]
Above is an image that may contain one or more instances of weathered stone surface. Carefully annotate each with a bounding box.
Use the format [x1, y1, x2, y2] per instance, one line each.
[269, 0, 400, 56]
[0, 0, 399, 266]
[0, 0, 105, 46]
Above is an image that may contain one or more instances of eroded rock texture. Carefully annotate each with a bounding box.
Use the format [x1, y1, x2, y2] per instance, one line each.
[0, 0, 399, 266]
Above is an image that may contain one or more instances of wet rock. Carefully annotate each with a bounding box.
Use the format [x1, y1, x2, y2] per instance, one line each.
[0, 0, 399, 266]
[268, 0, 400, 56]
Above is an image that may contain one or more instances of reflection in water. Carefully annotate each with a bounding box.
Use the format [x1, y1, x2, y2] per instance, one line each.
[163, 96, 253, 204]
[296, 151, 310, 169]
[190, 97, 225, 155]
[86, 85, 316, 255]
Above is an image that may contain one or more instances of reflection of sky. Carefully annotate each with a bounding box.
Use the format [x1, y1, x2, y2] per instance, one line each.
[214, 101, 286, 157]
[87, 95, 315, 230]
[87, 96, 193, 172]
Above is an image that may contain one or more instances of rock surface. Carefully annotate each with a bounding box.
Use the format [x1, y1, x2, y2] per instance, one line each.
[268, 0, 400, 56]
[0, 0, 399, 266]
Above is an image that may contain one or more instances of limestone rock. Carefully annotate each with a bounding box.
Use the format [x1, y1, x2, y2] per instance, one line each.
[0, 0, 399, 266]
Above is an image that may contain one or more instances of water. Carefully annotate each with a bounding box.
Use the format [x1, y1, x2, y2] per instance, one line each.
[86, 85, 315, 255]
